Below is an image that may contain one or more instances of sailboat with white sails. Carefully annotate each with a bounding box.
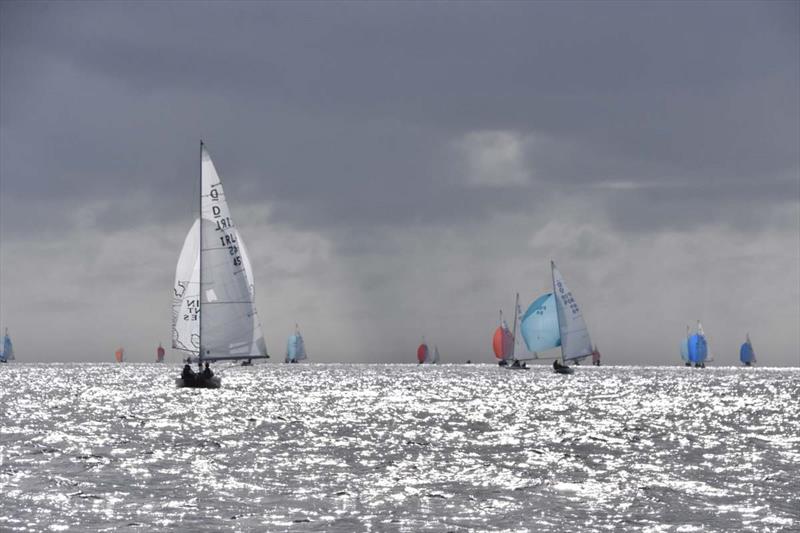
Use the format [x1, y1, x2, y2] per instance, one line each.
[516, 261, 594, 374]
[172, 142, 269, 388]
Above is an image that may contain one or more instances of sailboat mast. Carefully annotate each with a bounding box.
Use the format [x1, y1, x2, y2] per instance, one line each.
[551, 260, 565, 364]
[198, 140, 204, 368]
[511, 292, 519, 359]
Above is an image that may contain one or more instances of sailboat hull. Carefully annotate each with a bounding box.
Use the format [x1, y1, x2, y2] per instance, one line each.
[175, 376, 221, 389]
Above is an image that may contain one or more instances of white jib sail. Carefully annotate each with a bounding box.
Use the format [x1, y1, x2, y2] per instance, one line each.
[552, 261, 593, 362]
[173, 218, 200, 353]
[200, 145, 267, 359]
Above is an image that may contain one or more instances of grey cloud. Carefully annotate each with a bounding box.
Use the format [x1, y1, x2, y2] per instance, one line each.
[1, 1, 797, 364]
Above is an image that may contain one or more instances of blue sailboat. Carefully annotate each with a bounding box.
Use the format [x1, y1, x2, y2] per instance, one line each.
[517, 262, 594, 373]
[0, 328, 14, 363]
[285, 325, 308, 363]
[685, 321, 708, 368]
[740, 334, 756, 366]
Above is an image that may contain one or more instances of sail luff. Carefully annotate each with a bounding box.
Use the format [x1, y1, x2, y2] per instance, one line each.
[198, 141, 204, 367]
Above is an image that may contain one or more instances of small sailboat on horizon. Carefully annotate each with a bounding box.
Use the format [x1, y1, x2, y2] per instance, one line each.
[417, 337, 439, 364]
[156, 343, 165, 363]
[492, 294, 528, 370]
[682, 321, 708, 368]
[173, 142, 269, 388]
[115, 347, 124, 363]
[285, 324, 308, 364]
[0, 328, 14, 363]
[740, 333, 756, 366]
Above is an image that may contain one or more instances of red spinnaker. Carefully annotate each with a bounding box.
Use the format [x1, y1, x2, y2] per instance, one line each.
[417, 344, 428, 364]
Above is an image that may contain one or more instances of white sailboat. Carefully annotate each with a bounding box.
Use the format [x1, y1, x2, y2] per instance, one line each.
[431, 345, 440, 364]
[173, 142, 269, 388]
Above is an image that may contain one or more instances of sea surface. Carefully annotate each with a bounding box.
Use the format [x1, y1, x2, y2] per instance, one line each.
[1, 363, 798, 532]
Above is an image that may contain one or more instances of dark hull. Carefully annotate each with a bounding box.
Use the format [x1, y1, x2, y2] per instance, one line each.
[554, 366, 574, 375]
[175, 376, 221, 389]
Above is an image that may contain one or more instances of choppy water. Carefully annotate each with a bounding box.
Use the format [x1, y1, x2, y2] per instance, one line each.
[1, 364, 799, 532]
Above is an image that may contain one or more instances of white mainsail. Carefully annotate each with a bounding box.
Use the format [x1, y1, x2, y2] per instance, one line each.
[551, 261, 592, 362]
[172, 219, 200, 353]
[199, 145, 267, 360]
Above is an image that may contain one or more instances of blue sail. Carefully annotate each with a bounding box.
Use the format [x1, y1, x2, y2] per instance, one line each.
[286, 334, 299, 363]
[0, 331, 12, 362]
[740, 342, 754, 364]
[687, 333, 707, 363]
[520, 293, 561, 354]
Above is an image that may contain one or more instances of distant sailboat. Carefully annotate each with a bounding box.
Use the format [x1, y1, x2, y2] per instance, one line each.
[432, 345, 440, 364]
[591, 345, 601, 366]
[173, 142, 269, 388]
[0, 329, 14, 363]
[740, 333, 756, 366]
[115, 347, 124, 363]
[285, 325, 308, 363]
[518, 262, 593, 374]
[680, 325, 691, 366]
[417, 339, 430, 364]
[494, 293, 528, 369]
[156, 343, 165, 363]
[492, 309, 515, 366]
[686, 321, 708, 368]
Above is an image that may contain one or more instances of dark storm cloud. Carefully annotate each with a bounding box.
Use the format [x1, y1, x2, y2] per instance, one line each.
[1, 1, 798, 364]
[2, 1, 797, 236]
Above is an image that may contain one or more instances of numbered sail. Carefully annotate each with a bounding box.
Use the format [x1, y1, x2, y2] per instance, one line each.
[520, 293, 560, 355]
[199, 145, 267, 360]
[551, 262, 592, 361]
[173, 219, 200, 353]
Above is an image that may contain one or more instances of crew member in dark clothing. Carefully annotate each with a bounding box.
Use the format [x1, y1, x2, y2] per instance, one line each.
[182, 361, 195, 384]
[202, 362, 214, 379]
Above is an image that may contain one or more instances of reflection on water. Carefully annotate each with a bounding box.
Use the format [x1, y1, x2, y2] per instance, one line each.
[1, 364, 798, 531]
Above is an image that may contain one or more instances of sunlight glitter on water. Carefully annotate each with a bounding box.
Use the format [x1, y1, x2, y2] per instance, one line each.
[1, 363, 799, 531]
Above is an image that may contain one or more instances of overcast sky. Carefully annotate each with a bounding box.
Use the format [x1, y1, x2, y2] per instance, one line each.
[1, 1, 798, 365]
